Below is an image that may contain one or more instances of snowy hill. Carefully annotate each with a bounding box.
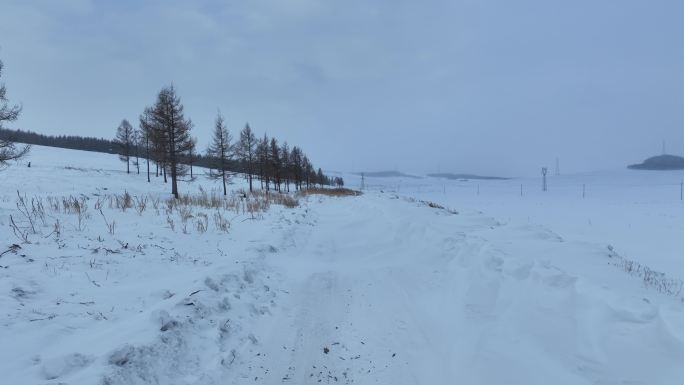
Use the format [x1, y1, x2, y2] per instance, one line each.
[427, 172, 509, 180]
[2, 146, 684, 385]
[628, 154, 684, 170]
[354, 171, 421, 179]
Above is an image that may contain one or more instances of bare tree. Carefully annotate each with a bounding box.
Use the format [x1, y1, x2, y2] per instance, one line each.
[280, 141, 291, 192]
[269, 137, 281, 192]
[290, 146, 303, 190]
[317, 167, 325, 187]
[256, 133, 270, 190]
[133, 127, 142, 174]
[206, 111, 233, 195]
[188, 136, 197, 179]
[237, 123, 256, 192]
[139, 108, 153, 182]
[115, 119, 134, 173]
[302, 155, 313, 189]
[0, 58, 29, 167]
[150, 111, 169, 183]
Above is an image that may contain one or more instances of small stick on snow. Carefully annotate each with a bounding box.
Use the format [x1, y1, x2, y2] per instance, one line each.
[85, 272, 101, 287]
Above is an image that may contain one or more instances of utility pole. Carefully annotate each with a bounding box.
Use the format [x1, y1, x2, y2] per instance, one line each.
[360, 172, 365, 191]
[541, 167, 548, 192]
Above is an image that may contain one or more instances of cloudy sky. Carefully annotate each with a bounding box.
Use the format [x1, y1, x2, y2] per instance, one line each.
[1, 0, 683, 176]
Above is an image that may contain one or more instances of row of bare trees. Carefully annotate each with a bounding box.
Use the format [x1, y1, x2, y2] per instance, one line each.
[0, 55, 339, 195]
[208, 115, 342, 195]
[227, 121, 333, 195]
[114, 85, 340, 198]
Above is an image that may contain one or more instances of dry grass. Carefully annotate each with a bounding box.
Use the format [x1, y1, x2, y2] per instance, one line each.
[403, 196, 458, 215]
[298, 187, 362, 197]
[167, 188, 299, 213]
[247, 190, 299, 208]
[607, 245, 683, 296]
[10, 186, 300, 241]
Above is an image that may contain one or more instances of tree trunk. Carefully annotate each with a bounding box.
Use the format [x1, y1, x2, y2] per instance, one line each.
[172, 169, 178, 198]
[169, 124, 177, 198]
[221, 158, 227, 196]
[146, 139, 150, 182]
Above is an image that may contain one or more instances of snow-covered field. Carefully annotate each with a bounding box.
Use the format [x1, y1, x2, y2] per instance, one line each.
[349, 169, 684, 278]
[2, 146, 684, 385]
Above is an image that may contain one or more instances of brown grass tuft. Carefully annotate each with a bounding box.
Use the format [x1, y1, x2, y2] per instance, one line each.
[298, 187, 362, 197]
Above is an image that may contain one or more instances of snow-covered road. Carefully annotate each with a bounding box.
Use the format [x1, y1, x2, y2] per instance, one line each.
[226, 193, 684, 384]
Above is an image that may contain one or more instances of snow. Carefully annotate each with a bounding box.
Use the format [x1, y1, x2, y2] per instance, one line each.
[2, 145, 684, 384]
[350, 170, 684, 277]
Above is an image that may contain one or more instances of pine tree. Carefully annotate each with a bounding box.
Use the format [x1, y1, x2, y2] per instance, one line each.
[237, 123, 256, 192]
[148, 85, 193, 199]
[115, 119, 134, 173]
[206, 111, 233, 195]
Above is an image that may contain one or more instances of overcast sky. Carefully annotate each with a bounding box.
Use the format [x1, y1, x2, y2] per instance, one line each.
[1, 0, 683, 176]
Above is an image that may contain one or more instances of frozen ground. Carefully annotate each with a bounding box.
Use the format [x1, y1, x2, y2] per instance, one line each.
[1, 146, 684, 385]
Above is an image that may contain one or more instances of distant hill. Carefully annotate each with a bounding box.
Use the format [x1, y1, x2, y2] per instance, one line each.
[355, 171, 421, 179]
[628, 155, 684, 170]
[428, 173, 509, 180]
[0, 127, 237, 171]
